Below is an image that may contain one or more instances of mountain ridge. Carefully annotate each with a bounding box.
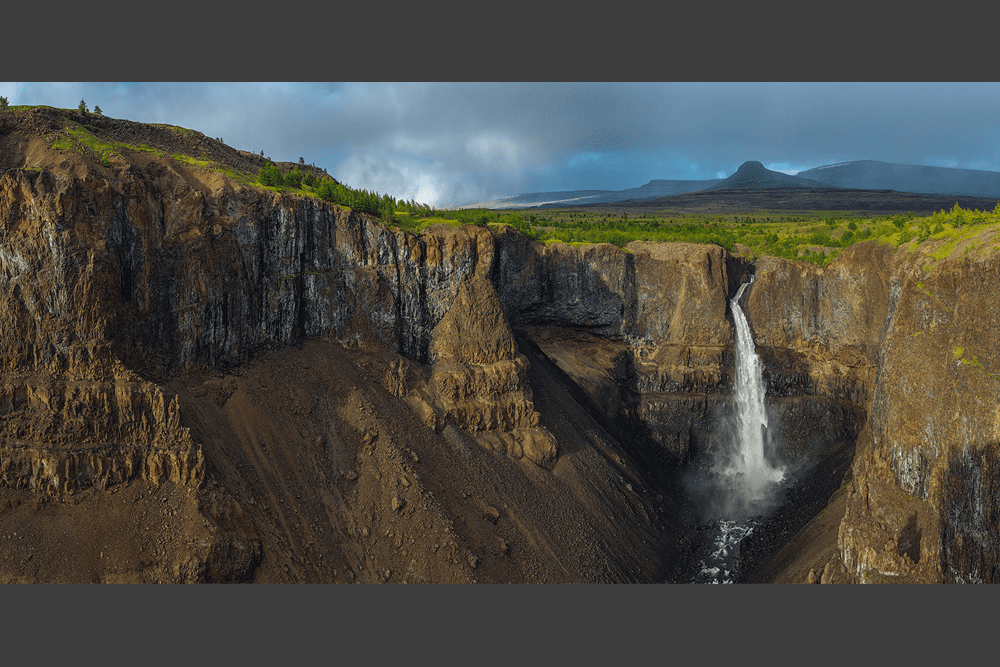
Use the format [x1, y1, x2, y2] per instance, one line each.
[457, 159, 1000, 209]
[706, 160, 828, 190]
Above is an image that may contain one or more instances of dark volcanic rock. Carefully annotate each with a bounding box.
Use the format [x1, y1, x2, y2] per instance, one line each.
[6, 106, 1000, 584]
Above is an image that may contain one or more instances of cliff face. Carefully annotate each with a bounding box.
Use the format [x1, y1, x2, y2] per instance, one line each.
[3, 107, 999, 583]
[837, 234, 1000, 583]
[0, 108, 729, 582]
[742, 229, 1000, 584]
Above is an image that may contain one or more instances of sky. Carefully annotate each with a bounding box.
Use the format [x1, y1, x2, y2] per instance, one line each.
[3, 82, 999, 208]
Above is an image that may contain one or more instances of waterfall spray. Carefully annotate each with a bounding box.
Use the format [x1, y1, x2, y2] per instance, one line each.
[688, 275, 788, 582]
[720, 276, 785, 517]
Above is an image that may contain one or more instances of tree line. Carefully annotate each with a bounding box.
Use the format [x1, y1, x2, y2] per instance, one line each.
[258, 160, 398, 219]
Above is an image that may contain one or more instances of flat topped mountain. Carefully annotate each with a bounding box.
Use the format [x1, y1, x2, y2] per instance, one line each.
[708, 160, 828, 190]
[797, 160, 1000, 199]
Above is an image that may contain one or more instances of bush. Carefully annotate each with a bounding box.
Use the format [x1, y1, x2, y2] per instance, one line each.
[284, 166, 303, 189]
[951, 202, 966, 227]
[257, 161, 283, 187]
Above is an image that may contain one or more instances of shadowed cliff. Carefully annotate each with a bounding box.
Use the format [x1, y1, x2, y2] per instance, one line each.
[2, 106, 999, 583]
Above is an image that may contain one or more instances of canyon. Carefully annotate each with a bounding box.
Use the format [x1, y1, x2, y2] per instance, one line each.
[1, 106, 998, 583]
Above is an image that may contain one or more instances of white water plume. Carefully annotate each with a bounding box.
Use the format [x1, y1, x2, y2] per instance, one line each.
[714, 276, 786, 519]
[683, 276, 790, 582]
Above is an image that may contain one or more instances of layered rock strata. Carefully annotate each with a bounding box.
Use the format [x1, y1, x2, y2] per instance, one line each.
[3, 106, 1000, 583]
[837, 233, 1000, 583]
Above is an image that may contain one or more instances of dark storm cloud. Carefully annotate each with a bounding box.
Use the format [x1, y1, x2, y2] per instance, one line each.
[5, 82, 999, 207]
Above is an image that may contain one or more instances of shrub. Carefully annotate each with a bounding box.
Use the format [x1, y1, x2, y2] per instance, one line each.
[257, 161, 283, 187]
[951, 202, 966, 227]
[284, 166, 303, 189]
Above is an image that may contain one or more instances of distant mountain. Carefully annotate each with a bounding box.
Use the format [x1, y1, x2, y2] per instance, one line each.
[707, 160, 828, 190]
[451, 189, 614, 210]
[452, 159, 1000, 209]
[609, 178, 723, 200]
[797, 160, 1000, 199]
[453, 179, 721, 209]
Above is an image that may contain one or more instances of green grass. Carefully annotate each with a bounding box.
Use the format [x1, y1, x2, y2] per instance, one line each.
[171, 153, 211, 168]
[365, 204, 1000, 266]
[50, 121, 165, 166]
[214, 163, 256, 186]
[391, 211, 474, 233]
[925, 220, 996, 262]
[44, 115, 265, 186]
[32, 103, 1000, 268]
[438, 204, 1000, 266]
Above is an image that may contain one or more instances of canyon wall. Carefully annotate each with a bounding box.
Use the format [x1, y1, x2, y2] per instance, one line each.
[3, 107, 999, 583]
[837, 235, 1000, 583]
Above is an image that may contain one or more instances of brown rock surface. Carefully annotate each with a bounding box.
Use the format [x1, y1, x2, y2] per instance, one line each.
[0, 106, 686, 582]
[750, 233, 1000, 584]
[836, 232, 1000, 583]
[4, 106, 1000, 584]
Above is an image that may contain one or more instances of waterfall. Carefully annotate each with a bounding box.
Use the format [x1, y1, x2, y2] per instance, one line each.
[688, 275, 788, 583]
[724, 276, 785, 510]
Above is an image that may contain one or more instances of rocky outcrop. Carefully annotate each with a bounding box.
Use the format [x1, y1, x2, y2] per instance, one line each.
[838, 232, 1000, 583]
[0, 108, 699, 582]
[746, 241, 893, 404]
[5, 106, 1000, 584]
[427, 274, 557, 468]
[0, 375, 203, 494]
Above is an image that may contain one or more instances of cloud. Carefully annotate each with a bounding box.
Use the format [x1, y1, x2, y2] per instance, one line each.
[10, 82, 1000, 207]
[464, 132, 522, 167]
[765, 162, 804, 176]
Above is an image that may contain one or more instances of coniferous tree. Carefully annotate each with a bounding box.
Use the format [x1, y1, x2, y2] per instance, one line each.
[284, 166, 303, 189]
[257, 161, 283, 187]
[951, 202, 966, 227]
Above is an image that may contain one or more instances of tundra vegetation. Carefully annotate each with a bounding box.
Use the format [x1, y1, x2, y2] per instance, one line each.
[386, 203, 1000, 266]
[30, 104, 1000, 266]
[257, 159, 1000, 265]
